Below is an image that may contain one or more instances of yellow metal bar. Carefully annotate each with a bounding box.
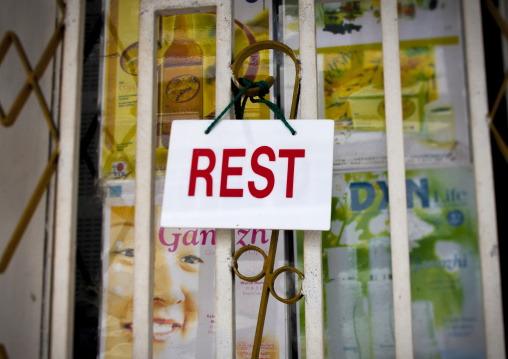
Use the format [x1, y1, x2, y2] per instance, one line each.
[485, 0, 508, 164]
[490, 124, 508, 163]
[33, 22, 64, 80]
[0, 33, 35, 126]
[0, 25, 63, 132]
[31, 77, 59, 141]
[0, 150, 59, 273]
[486, 0, 508, 43]
[233, 230, 303, 359]
[488, 71, 508, 121]
[488, 71, 508, 163]
[0, 0, 65, 274]
[251, 231, 277, 359]
[0, 344, 8, 359]
[231, 41, 301, 120]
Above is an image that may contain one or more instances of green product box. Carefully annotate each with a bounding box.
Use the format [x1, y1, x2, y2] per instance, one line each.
[297, 166, 486, 359]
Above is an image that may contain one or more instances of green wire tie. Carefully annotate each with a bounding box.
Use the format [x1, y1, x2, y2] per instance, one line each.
[204, 78, 296, 135]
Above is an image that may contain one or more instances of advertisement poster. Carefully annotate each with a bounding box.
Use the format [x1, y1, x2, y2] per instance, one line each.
[283, 0, 471, 171]
[297, 166, 486, 359]
[100, 197, 288, 358]
[100, 0, 272, 180]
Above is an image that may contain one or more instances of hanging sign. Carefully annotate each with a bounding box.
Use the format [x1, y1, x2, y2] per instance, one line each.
[161, 120, 334, 230]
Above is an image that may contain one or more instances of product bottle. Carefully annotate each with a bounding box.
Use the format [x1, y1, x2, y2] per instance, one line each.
[419, 46, 456, 150]
[412, 301, 440, 359]
[156, 14, 204, 169]
[326, 247, 369, 359]
[424, 100, 455, 148]
[367, 237, 395, 359]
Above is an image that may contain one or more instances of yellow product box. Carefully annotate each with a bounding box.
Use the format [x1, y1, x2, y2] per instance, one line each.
[100, 0, 271, 181]
[348, 81, 426, 133]
[323, 44, 439, 132]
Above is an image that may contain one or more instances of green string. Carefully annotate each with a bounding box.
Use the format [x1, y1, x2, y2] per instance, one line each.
[204, 80, 254, 134]
[205, 78, 296, 135]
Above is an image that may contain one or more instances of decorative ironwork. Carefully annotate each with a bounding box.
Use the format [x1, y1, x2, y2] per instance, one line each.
[0, 0, 64, 274]
[0, 2, 65, 356]
[485, 0, 508, 163]
[233, 230, 304, 359]
[230, 41, 304, 359]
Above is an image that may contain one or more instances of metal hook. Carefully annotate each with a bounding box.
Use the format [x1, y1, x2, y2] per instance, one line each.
[230, 40, 301, 119]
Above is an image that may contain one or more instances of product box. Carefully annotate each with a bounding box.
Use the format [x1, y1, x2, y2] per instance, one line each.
[100, 0, 272, 180]
[348, 81, 426, 133]
[297, 166, 486, 359]
[323, 44, 436, 134]
[100, 191, 289, 358]
[282, 0, 471, 171]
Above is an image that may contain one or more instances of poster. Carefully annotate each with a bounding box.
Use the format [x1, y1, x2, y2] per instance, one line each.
[100, 0, 273, 180]
[282, 0, 471, 171]
[100, 194, 288, 358]
[297, 166, 486, 359]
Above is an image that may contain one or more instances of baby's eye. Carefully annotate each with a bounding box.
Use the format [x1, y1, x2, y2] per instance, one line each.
[180, 255, 204, 264]
[114, 248, 134, 257]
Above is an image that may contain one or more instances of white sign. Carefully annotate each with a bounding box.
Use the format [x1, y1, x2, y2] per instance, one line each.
[161, 120, 334, 230]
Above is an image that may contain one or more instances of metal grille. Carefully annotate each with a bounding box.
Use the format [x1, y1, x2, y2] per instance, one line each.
[0, 1, 63, 273]
[0, 1, 65, 357]
[47, 0, 506, 358]
[51, 0, 86, 357]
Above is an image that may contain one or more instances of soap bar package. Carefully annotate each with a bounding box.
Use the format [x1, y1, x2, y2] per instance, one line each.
[348, 81, 426, 133]
[297, 166, 486, 359]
